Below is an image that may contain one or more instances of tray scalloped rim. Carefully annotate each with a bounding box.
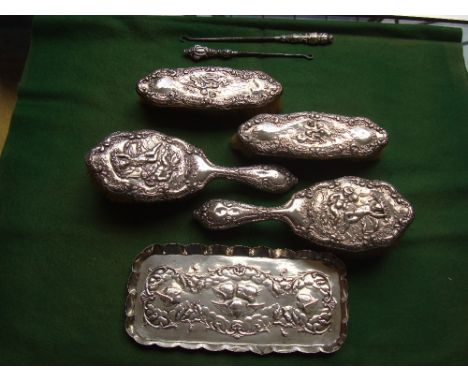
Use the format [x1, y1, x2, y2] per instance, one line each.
[125, 243, 349, 355]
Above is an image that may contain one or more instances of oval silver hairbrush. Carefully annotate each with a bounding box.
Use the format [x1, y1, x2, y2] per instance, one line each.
[85, 130, 297, 202]
[194, 176, 414, 252]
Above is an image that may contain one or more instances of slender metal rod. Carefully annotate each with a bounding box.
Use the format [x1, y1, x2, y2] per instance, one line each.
[236, 51, 313, 60]
[184, 45, 313, 61]
[182, 32, 333, 45]
[183, 36, 278, 43]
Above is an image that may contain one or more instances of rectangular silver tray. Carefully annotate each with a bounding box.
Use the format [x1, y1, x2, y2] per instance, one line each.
[125, 244, 348, 355]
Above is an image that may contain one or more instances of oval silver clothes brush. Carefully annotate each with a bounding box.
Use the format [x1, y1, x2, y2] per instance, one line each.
[136, 66, 283, 112]
[232, 112, 389, 160]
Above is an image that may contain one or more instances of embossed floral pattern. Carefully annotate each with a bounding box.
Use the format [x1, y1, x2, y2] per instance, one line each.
[294, 120, 333, 144]
[141, 264, 336, 338]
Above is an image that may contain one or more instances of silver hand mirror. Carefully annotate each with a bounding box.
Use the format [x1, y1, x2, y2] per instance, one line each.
[194, 176, 414, 252]
[85, 130, 297, 202]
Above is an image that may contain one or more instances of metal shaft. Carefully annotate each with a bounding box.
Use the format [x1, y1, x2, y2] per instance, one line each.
[182, 32, 333, 45]
[183, 36, 278, 43]
[184, 45, 313, 61]
[235, 51, 313, 60]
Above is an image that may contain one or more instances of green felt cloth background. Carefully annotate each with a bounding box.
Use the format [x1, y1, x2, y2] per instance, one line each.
[0, 16, 468, 365]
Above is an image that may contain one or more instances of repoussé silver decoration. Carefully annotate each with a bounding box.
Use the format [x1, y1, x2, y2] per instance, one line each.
[126, 243, 348, 354]
[85, 130, 297, 202]
[194, 176, 414, 252]
[136, 66, 282, 110]
[234, 112, 389, 159]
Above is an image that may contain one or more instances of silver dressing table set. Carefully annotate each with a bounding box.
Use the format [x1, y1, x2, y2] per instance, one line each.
[85, 34, 414, 355]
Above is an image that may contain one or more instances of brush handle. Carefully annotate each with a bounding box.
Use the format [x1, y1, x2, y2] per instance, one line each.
[194, 199, 284, 230]
[208, 164, 297, 193]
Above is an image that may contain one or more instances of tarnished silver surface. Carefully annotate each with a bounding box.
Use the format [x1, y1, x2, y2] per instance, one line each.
[185, 45, 313, 61]
[194, 177, 414, 252]
[126, 243, 348, 354]
[235, 112, 388, 159]
[182, 32, 333, 45]
[85, 130, 297, 202]
[136, 67, 282, 110]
